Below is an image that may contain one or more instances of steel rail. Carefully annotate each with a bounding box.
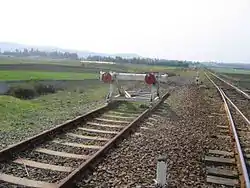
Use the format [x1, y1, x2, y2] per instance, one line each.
[222, 90, 250, 126]
[57, 92, 170, 188]
[208, 71, 250, 100]
[205, 72, 250, 188]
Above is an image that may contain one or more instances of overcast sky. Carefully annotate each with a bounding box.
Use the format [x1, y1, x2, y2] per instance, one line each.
[0, 0, 250, 63]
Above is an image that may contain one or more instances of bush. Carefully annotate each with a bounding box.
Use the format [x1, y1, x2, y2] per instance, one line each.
[166, 72, 177, 77]
[34, 83, 56, 95]
[7, 84, 37, 99]
[7, 82, 56, 99]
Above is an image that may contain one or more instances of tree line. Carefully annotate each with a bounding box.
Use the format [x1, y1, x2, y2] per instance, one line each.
[0, 48, 197, 67]
[85, 56, 192, 67]
[0, 48, 79, 60]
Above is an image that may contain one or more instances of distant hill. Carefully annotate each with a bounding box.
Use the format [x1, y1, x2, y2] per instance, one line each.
[0, 42, 141, 58]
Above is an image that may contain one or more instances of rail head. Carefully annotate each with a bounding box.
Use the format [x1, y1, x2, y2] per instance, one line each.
[205, 72, 250, 188]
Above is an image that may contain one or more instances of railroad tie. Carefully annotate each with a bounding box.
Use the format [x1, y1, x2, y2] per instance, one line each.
[152, 114, 161, 118]
[140, 126, 151, 130]
[66, 133, 109, 141]
[208, 150, 234, 157]
[13, 158, 73, 172]
[204, 156, 235, 165]
[206, 176, 239, 186]
[102, 114, 134, 119]
[87, 122, 124, 128]
[246, 153, 250, 159]
[78, 127, 119, 134]
[94, 118, 129, 124]
[52, 140, 102, 149]
[107, 111, 139, 116]
[146, 122, 154, 126]
[0, 173, 56, 188]
[148, 117, 158, 122]
[35, 148, 90, 159]
[206, 167, 238, 178]
[216, 125, 228, 129]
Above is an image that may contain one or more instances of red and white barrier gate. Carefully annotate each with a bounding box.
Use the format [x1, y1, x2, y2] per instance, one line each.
[100, 71, 168, 104]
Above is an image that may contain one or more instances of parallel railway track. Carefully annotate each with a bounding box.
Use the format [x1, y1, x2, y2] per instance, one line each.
[0, 92, 169, 188]
[205, 72, 250, 188]
[209, 71, 250, 101]
[215, 73, 250, 96]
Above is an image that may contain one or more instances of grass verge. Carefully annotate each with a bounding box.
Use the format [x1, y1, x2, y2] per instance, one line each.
[0, 84, 107, 132]
[0, 83, 108, 149]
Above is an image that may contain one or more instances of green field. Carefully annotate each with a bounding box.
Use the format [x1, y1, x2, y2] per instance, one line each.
[0, 70, 98, 80]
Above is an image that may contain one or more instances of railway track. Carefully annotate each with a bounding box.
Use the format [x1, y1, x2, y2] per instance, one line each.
[0, 92, 169, 188]
[205, 72, 250, 188]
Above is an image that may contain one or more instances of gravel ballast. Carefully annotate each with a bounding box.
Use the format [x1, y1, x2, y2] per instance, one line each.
[77, 82, 232, 187]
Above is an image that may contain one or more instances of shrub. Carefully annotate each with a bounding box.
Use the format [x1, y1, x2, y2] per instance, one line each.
[34, 83, 56, 95]
[166, 72, 177, 77]
[7, 84, 37, 99]
[7, 82, 56, 99]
